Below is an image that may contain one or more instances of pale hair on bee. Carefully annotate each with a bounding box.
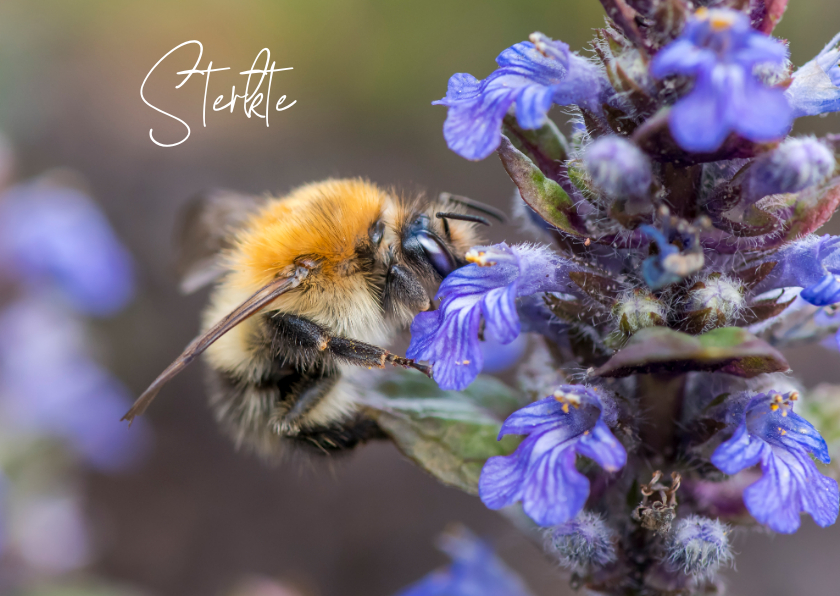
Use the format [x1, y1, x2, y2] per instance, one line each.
[123, 178, 504, 458]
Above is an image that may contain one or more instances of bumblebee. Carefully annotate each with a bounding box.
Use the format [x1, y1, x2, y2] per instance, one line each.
[124, 179, 502, 457]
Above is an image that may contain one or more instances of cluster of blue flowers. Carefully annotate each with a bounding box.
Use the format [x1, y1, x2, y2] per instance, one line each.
[0, 168, 148, 577]
[401, 2, 840, 594]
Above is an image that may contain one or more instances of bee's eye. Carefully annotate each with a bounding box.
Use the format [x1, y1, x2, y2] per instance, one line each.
[369, 220, 385, 246]
[416, 230, 456, 278]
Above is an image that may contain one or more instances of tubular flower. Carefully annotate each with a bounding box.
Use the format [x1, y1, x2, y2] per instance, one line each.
[396, 527, 535, 596]
[650, 7, 791, 153]
[787, 32, 840, 118]
[407, 243, 578, 390]
[479, 385, 627, 527]
[754, 234, 840, 306]
[711, 391, 839, 534]
[433, 34, 608, 161]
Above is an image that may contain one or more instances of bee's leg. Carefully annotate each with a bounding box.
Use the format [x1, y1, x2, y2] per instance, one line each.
[295, 415, 385, 454]
[267, 313, 432, 376]
[278, 362, 339, 430]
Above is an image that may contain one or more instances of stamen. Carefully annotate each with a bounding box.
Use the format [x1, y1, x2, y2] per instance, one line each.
[466, 249, 496, 267]
[710, 14, 734, 30]
[553, 388, 582, 411]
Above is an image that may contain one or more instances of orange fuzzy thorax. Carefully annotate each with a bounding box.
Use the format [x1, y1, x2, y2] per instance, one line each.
[225, 178, 390, 291]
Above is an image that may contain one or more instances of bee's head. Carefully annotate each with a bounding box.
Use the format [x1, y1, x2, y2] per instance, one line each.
[383, 193, 501, 322]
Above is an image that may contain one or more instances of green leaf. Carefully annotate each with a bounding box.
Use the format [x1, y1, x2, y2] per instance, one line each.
[497, 135, 584, 236]
[502, 113, 569, 169]
[364, 371, 522, 494]
[592, 326, 790, 378]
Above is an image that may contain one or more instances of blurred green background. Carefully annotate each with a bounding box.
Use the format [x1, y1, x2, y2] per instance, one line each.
[0, 1, 839, 595]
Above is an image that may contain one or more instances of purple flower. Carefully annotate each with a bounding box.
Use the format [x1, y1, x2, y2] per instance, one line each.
[0, 181, 135, 316]
[433, 33, 608, 161]
[407, 243, 578, 390]
[0, 297, 150, 471]
[395, 527, 535, 596]
[711, 391, 839, 533]
[479, 386, 627, 527]
[650, 7, 791, 153]
[787, 32, 840, 118]
[754, 234, 840, 306]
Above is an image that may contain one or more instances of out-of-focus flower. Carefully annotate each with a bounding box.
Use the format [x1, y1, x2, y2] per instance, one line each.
[544, 511, 617, 573]
[407, 243, 578, 390]
[711, 391, 839, 533]
[744, 137, 836, 202]
[0, 181, 134, 316]
[664, 515, 732, 579]
[434, 34, 608, 161]
[583, 136, 652, 201]
[395, 527, 535, 596]
[754, 234, 840, 306]
[650, 8, 791, 152]
[14, 495, 91, 573]
[787, 32, 840, 118]
[479, 385, 626, 527]
[0, 297, 150, 471]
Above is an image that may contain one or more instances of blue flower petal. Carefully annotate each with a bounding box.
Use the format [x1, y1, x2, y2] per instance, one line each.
[479, 437, 533, 509]
[521, 442, 588, 527]
[434, 38, 607, 160]
[787, 32, 840, 118]
[711, 423, 765, 475]
[395, 528, 536, 596]
[711, 392, 839, 533]
[755, 235, 840, 305]
[408, 243, 577, 390]
[576, 420, 627, 473]
[651, 8, 791, 152]
[668, 70, 732, 153]
[479, 388, 626, 527]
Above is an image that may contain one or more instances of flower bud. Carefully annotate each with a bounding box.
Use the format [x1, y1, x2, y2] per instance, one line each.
[612, 289, 667, 337]
[665, 515, 732, 578]
[544, 511, 617, 573]
[747, 137, 836, 200]
[583, 136, 653, 200]
[684, 273, 745, 331]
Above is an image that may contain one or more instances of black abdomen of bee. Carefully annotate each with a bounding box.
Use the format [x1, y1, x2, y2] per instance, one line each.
[204, 312, 389, 459]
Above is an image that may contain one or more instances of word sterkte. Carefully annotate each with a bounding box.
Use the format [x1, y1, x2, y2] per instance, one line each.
[141, 40, 296, 147]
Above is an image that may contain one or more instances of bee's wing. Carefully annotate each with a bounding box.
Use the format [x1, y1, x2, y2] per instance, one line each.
[175, 189, 265, 294]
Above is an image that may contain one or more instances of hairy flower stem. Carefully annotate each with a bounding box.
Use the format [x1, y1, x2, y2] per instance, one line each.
[637, 374, 686, 458]
[662, 164, 701, 219]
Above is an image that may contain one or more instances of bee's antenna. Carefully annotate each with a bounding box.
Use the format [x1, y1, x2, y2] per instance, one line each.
[122, 264, 312, 425]
[436, 211, 491, 226]
[439, 192, 507, 223]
